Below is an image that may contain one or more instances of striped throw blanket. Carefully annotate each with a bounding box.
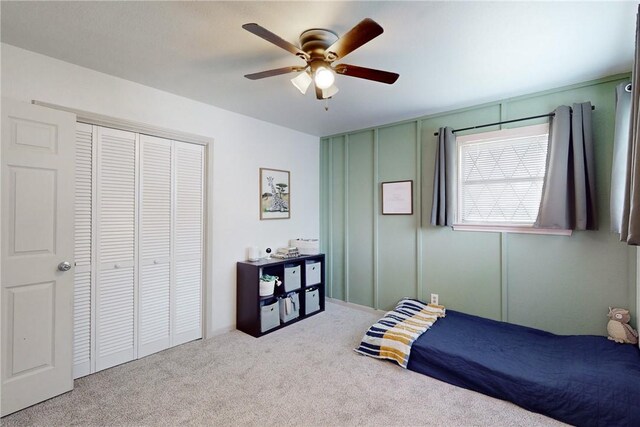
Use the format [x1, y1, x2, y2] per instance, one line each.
[355, 298, 446, 368]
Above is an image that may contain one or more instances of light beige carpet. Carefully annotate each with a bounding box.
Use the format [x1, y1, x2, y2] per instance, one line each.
[2, 301, 564, 426]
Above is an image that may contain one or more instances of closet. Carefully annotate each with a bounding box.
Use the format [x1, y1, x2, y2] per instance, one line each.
[73, 124, 204, 378]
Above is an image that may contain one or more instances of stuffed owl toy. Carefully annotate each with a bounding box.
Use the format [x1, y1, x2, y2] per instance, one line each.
[607, 307, 638, 345]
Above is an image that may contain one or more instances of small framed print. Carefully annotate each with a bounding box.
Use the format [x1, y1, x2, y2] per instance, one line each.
[381, 180, 413, 215]
[260, 168, 290, 220]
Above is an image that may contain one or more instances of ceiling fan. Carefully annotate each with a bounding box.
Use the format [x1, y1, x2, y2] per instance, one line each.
[242, 18, 399, 102]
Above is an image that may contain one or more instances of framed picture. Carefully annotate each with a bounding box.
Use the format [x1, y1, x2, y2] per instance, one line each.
[260, 168, 290, 220]
[381, 180, 413, 215]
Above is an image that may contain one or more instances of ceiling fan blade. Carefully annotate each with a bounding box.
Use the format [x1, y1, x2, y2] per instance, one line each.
[244, 66, 304, 80]
[243, 23, 310, 61]
[334, 64, 399, 84]
[324, 18, 383, 61]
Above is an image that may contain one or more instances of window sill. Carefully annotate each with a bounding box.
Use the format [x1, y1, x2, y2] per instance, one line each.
[452, 224, 572, 236]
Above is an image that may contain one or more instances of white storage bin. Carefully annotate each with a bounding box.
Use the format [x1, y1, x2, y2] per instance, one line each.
[284, 264, 301, 291]
[279, 293, 300, 323]
[305, 289, 320, 315]
[305, 261, 321, 286]
[260, 301, 280, 333]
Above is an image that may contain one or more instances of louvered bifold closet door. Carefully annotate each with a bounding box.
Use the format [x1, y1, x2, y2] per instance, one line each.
[95, 127, 137, 372]
[173, 142, 204, 346]
[138, 135, 172, 357]
[73, 123, 93, 379]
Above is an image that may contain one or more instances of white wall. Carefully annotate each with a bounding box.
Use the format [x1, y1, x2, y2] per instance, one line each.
[1, 43, 320, 335]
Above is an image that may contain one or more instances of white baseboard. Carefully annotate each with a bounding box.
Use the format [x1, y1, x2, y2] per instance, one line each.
[205, 325, 235, 339]
[327, 298, 386, 315]
[204, 299, 384, 340]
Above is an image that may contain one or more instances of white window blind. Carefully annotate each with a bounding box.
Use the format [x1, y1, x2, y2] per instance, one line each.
[457, 124, 549, 225]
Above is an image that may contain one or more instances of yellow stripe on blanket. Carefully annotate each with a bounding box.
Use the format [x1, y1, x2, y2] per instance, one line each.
[354, 298, 446, 368]
[378, 346, 408, 365]
[381, 331, 412, 346]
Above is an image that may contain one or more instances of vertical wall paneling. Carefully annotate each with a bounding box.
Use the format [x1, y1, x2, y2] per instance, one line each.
[346, 131, 375, 307]
[95, 126, 137, 372]
[500, 234, 508, 322]
[173, 141, 204, 346]
[500, 102, 507, 123]
[415, 120, 423, 302]
[504, 80, 632, 334]
[344, 135, 350, 302]
[499, 102, 509, 322]
[372, 129, 379, 309]
[421, 105, 503, 320]
[320, 75, 637, 336]
[319, 139, 328, 292]
[138, 135, 172, 357]
[320, 137, 334, 299]
[330, 136, 345, 300]
[73, 123, 93, 379]
[378, 123, 418, 310]
[327, 139, 334, 298]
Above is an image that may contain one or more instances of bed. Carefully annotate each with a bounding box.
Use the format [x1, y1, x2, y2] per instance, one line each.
[405, 309, 640, 427]
[407, 310, 640, 426]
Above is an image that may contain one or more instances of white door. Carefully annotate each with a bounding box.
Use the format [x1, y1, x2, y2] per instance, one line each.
[173, 142, 204, 346]
[70, 127, 204, 374]
[138, 135, 172, 357]
[95, 126, 137, 371]
[1, 99, 76, 416]
[73, 123, 94, 378]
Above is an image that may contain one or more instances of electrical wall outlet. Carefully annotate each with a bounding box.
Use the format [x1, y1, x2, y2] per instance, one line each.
[430, 293, 439, 305]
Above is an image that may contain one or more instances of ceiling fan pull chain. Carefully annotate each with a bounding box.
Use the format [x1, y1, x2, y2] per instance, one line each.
[324, 98, 329, 112]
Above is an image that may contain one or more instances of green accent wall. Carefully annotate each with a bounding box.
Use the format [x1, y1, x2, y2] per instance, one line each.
[320, 74, 637, 336]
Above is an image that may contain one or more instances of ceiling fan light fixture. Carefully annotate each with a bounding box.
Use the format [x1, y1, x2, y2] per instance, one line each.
[314, 66, 335, 90]
[291, 71, 313, 94]
[322, 84, 339, 99]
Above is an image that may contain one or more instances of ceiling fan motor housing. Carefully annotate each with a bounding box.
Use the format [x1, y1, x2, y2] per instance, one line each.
[299, 28, 339, 59]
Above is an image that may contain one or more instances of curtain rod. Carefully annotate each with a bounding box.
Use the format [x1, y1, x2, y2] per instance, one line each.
[433, 105, 596, 136]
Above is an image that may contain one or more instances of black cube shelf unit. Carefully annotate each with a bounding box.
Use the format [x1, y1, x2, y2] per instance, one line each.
[236, 254, 325, 337]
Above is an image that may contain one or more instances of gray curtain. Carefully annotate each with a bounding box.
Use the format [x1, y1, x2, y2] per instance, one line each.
[620, 5, 640, 244]
[534, 102, 597, 230]
[430, 127, 456, 226]
[610, 82, 632, 234]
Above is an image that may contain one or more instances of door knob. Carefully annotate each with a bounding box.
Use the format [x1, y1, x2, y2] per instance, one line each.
[57, 261, 71, 272]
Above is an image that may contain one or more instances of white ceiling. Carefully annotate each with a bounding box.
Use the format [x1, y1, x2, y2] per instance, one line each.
[1, 1, 636, 137]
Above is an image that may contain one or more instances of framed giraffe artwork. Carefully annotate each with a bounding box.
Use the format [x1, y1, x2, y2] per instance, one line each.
[260, 168, 290, 220]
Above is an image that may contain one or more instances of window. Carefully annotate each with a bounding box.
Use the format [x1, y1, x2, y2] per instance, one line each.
[455, 123, 554, 232]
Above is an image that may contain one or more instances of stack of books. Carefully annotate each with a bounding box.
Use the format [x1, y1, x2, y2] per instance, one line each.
[271, 247, 300, 259]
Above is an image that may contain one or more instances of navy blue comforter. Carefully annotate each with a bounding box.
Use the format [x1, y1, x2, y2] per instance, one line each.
[407, 310, 640, 426]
